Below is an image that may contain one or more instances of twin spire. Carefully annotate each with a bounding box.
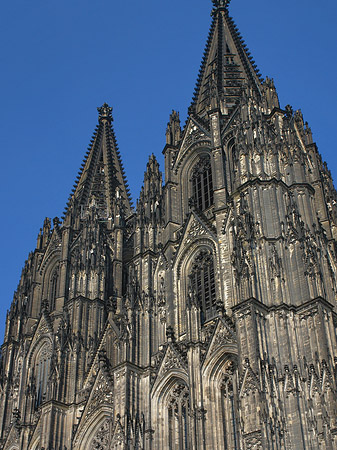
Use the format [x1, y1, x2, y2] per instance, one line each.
[190, 0, 262, 117]
[62, 102, 132, 222]
[64, 0, 263, 221]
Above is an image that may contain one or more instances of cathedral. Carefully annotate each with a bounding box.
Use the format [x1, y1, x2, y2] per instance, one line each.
[1, 0, 337, 449]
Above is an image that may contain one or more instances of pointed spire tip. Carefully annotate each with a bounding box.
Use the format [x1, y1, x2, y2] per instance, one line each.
[212, 0, 231, 9]
[97, 103, 113, 122]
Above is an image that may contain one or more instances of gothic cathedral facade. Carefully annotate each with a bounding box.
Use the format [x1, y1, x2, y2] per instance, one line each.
[1, 1, 337, 449]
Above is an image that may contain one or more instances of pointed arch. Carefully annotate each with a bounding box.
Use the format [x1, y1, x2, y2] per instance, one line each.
[75, 408, 114, 450]
[28, 439, 40, 450]
[177, 145, 213, 218]
[34, 341, 52, 407]
[27, 337, 53, 408]
[37, 253, 61, 316]
[174, 238, 218, 335]
[202, 349, 239, 450]
[152, 374, 191, 450]
[189, 249, 217, 323]
[190, 154, 214, 211]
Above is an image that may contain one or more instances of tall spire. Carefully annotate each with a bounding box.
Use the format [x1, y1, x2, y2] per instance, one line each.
[190, 0, 262, 117]
[63, 103, 132, 221]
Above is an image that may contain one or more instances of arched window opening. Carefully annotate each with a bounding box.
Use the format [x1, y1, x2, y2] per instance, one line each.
[189, 250, 216, 323]
[49, 270, 59, 311]
[221, 362, 238, 450]
[191, 156, 214, 211]
[167, 382, 190, 450]
[35, 343, 52, 407]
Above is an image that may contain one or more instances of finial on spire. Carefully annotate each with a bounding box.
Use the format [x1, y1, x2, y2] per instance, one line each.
[212, 0, 231, 8]
[97, 103, 113, 122]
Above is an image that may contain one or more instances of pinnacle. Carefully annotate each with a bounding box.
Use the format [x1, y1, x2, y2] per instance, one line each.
[212, 0, 231, 9]
[97, 102, 113, 122]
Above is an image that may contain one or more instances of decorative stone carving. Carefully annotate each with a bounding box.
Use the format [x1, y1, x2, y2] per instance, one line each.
[90, 418, 113, 449]
[269, 244, 282, 279]
[87, 377, 113, 418]
[161, 347, 185, 375]
[185, 218, 208, 245]
[243, 430, 262, 450]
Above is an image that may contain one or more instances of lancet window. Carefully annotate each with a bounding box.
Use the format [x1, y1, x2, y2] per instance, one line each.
[35, 343, 52, 407]
[221, 363, 238, 450]
[189, 250, 216, 323]
[167, 382, 191, 450]
[191, 155, 214, 211]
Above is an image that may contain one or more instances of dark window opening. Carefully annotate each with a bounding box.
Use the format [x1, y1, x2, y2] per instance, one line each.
[221, 365, 238, 450]
[168, 383, 190, 450]
[189, 250, 217, 323]
[191, 156, 214, 211]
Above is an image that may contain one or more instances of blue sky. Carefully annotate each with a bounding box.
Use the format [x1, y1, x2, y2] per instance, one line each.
[1, 0, 337, 340]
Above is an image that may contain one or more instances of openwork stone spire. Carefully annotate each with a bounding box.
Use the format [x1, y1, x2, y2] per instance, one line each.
[190, 0, 261, 117]
[62, 103, 132, 220]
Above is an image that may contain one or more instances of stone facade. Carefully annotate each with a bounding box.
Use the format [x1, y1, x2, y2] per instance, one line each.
[1, 1, 336, 449]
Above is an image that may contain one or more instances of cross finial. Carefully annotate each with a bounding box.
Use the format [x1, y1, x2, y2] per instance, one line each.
[212, 0, 231, 8]
[97, 103, 113, 122]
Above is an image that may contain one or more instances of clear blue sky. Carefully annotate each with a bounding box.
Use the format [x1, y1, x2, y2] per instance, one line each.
[1, 0, 336, 340]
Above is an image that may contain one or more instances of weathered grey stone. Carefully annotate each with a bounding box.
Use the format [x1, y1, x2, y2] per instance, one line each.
[0, 1, 336, 449]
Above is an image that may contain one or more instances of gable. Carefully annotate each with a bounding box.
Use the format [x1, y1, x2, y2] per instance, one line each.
[27, 313, 54, 366]
[202, 318, 236, 369]
[151, 343, 188, 393]
[173, 117, 211, 174]
[174, 211, 217, 274]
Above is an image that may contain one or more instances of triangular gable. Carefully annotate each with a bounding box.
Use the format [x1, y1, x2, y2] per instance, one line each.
[220, 106, 240, 139]
[27, 419, 42, 450]
[283, 366, 300, 396]
[38, 228, 61, 275]
[202, 318, 236, 367]
[321, 361, 334, 393]
[83, 321, 119, 389]
[29, 313, 53, 357]
[77, 369, 114, 430]
[309, 365, 321, 396]
[133, 414, 144, 449]
[155, 343, 187, 382]
[240, 361, 260, 397]
[174, 211, 217, 266]
[1, 423, 20, 450]
[154, 252, 169, 275]
[260, 361, 278, 397]
[111, 415, 125, 447]
[173, 117, 211, 173]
